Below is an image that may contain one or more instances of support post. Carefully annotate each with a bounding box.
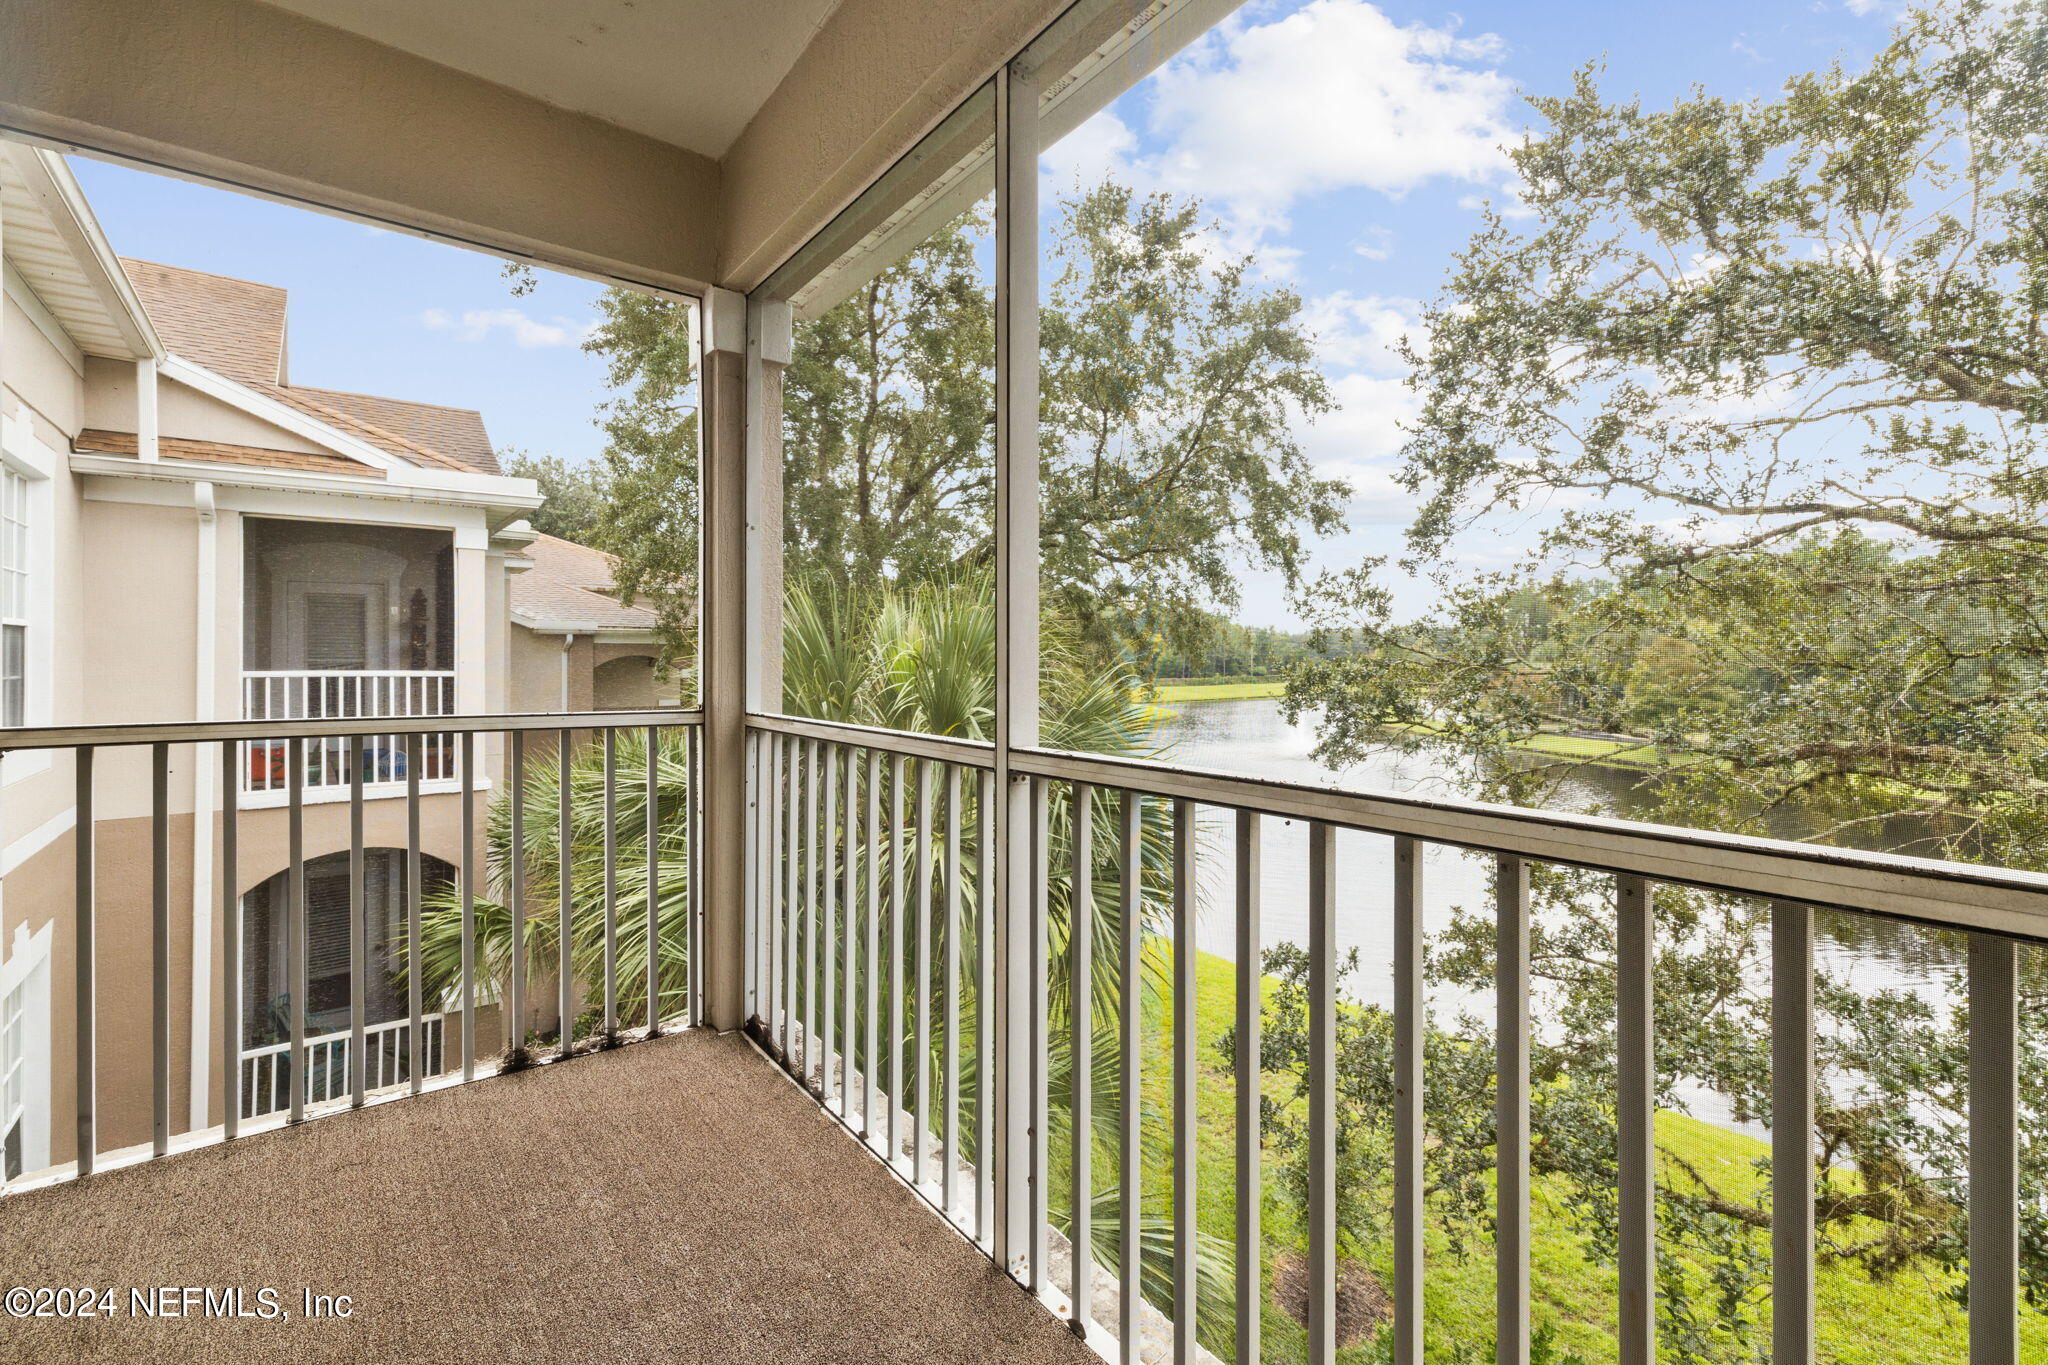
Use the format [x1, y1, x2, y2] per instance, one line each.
[700, 286, 749, 1031]
[991, 60, 1040, 1281]
[745, 298, 791, 716]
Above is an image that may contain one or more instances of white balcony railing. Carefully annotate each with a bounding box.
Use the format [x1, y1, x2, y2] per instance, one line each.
[240, 1014, 445, 1121]
[241, 669, 458, 794]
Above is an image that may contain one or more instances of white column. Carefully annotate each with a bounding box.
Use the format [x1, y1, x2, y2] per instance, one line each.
[452, 533, 488, 715]
[744, 298, 791, 715]
[136, 358, 159, 461]
[991, 59, 1041, 1278]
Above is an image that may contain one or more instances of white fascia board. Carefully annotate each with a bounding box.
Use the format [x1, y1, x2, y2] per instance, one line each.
[157, 355, 409, 473]
[4, 145, 164, 361]
[511, 611, 659, 641]
[72, 451, 540, 522]
[2, 261, 85, 377]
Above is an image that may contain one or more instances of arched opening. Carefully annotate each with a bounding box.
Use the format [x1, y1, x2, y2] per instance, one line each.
[593, 654, 664, 710]
[237, 850, 455, 1116]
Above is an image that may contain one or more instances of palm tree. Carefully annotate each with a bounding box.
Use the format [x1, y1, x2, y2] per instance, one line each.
[421, 574, 1227, 1318]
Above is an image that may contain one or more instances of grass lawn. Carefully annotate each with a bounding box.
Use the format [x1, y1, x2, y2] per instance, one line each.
[1053, 950, 2038, 1364]
[1154, 679, 1289, 703]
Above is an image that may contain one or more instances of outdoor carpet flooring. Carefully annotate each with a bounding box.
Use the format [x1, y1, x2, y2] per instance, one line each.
[0, 1028, 1099, 1364]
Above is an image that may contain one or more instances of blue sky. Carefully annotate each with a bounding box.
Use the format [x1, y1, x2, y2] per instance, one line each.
[69, 0, 1904, 628]
[67, 158, 616, 469]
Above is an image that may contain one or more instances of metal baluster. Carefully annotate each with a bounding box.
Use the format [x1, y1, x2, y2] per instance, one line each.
[509, 732, 527, 1059]
[73, 748, 96, 1174]
[914, 758, 934, 1187]
[603, 728, 618, 1040]
[823, 744, 840, 1104]
[1771, 901, 1813, 1365]
[407, 734, 423, 1093]
[1393, 836, 1424, 1365]
[559, 727, 574, 1059]
[745, 730, 760, 1027]
[843, 746, 859, 1121]
[1172, 798, 1197, 1365]
[1029, 775, 1050, 1291]
[221, 740, 241, 1139]
[1234, 809, 1261, 1364]
[151, 743, 171, 1156]
[288, 738, 306, 1121]
[348, 733, 366, 1108]
[460, 731, 476, 1082]
[804, 739, 820, 1087]
[1971, 933, 2018, 1365]
[648, 725, 663, 1035]
[943, 763, 963, 1221]
[865, 749, 883, 1141]
[976, 768, 996, 1249]
[1496, 855, 1532, 1365]
[687, 725, 702, 1023]
[889, 752, 906, 1166]
[1308, 821, 1337, 1365]
[1617, 875, 1655, 1365]
[783, 736, 800, 1070]
[1118, 790, 1142, 1365]
[1070, 782, 1095, 1330]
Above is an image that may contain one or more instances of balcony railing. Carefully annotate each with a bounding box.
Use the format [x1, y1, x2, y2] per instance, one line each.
[0, 708, 702, 1180]
[241, 669, 458, 795]
[4, 703, 2042, 1361]
[741, 711, 2048, 1365]
[240, 1013, 445, 1120]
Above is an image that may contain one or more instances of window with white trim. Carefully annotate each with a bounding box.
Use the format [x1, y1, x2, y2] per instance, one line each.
[0, 468, 27, 728]
[1, 976, 24, 1180]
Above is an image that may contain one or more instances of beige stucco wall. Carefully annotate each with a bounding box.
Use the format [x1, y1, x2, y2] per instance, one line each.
[3, 289, 83, 436]
[83, 360, 327, 454]
[506, 627, 675, 715]
[3, 788, 496, 1166]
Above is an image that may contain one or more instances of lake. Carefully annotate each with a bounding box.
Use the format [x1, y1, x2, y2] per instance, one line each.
[1154, 697, 1968, 1136]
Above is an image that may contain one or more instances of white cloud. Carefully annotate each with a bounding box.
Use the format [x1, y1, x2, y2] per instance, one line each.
[1144, 0, 1519, 235]
[1302, 371, 1421, 463]
[1042, 109, 1142, 193]
[1302, 291, 1424, 372]
[420, 306, 591, 348]
[1328, 462, 1420, 524]
[1351, 226, 1395, 261]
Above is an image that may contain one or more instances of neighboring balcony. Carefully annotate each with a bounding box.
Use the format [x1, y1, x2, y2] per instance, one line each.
[240, 667, 459, 800]
[238, 514, 462, 804]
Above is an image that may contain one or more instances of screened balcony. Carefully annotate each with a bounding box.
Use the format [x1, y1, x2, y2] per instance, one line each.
[3, 0, 2046, 1363]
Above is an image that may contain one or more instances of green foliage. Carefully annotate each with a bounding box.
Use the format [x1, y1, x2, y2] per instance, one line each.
[780, 181, 1347, 665]
[415, 729, 692, 1051]
[582, 288, 701, 675]
[499, 449, 613, 546]
[1284, 3, 2048, 1355]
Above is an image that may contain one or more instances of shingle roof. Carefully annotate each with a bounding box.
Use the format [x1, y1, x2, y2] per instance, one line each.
[119, 258, 285, 386]
[116, 258, 502, 477]
[291, 386, 500, 475]
[74, 428, 384, 479]
[511, 533, 662, 633]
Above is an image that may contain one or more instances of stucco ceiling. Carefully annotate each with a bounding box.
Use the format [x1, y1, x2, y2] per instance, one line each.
[257, 0, 844, 157]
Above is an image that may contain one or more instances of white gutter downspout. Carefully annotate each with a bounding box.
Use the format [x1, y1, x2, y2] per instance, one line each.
[187, 481, 216, 1132]
[560, 632, 576, 710]
[136, 358, 159, 462]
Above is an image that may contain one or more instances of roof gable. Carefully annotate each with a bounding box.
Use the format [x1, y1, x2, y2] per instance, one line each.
[116, 257, 504, 476]
[119, 258, 285, 385]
